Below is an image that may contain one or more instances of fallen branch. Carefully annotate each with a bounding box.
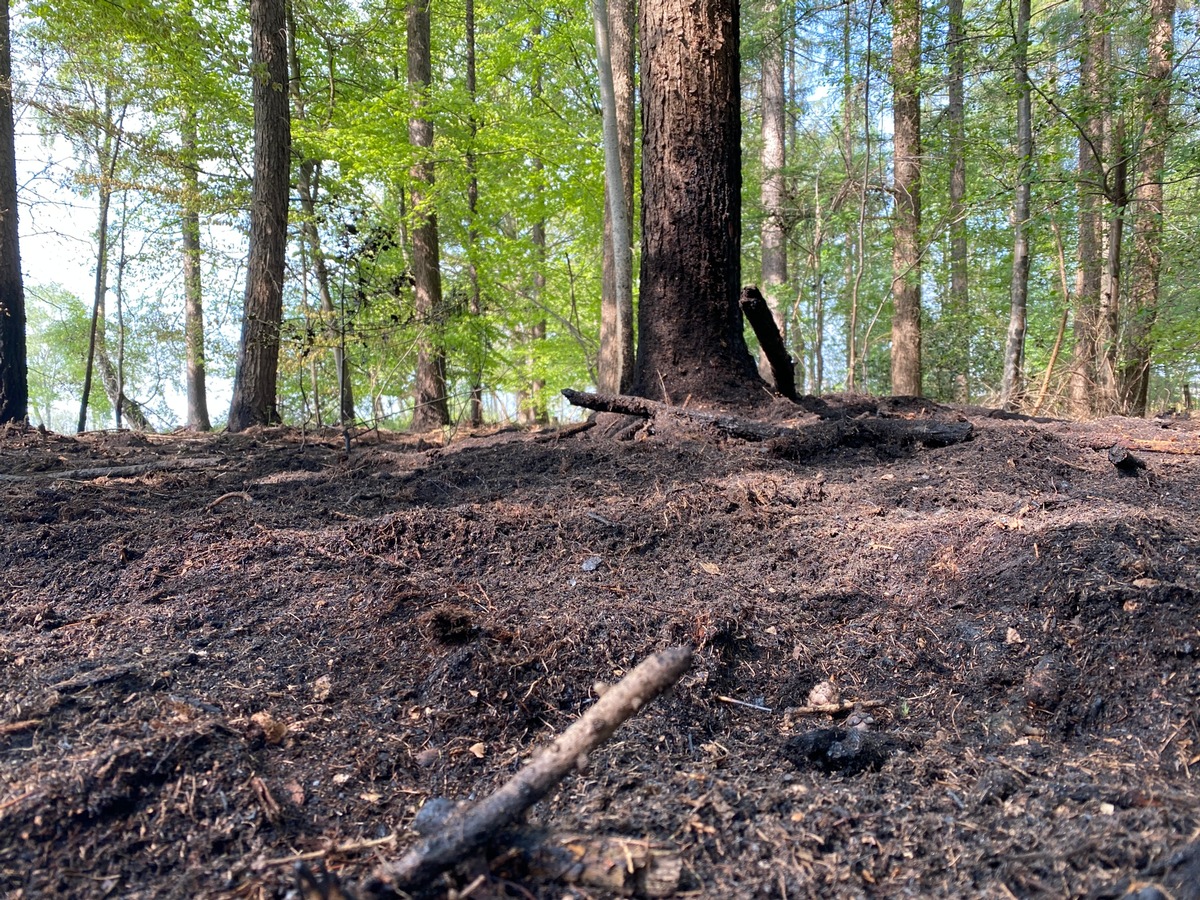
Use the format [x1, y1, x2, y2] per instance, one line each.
[788, 699, 885, 717]
[561, 389, 973, 453]
[367, 646, 693, 894]
[740, 286, 798, 400]
[0, 456, 224, 482]
[1081, 435, 1200, 456]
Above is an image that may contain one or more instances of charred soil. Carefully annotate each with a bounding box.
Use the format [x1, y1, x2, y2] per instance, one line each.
[1, 398, 1198, 899]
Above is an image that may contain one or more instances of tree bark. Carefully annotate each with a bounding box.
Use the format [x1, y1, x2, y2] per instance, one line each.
[759, 0, 789, 389]
[0, 0, 26, 426]
[407, 0, 449, 431]
[634, 0, 763, 405]
[890, 0, 922, 397]
[1001, 0, 1033, 411]
[1068, 0, 1107, 418]
[287, 4, 353, 426]
[947, 0, 969, 400]
[597, 0, 635, 395]
[1122, 0, 1175, 416]
[466, 0, 485, 426]
[228, 0, 291, 432]
[180, 105, 211, 431]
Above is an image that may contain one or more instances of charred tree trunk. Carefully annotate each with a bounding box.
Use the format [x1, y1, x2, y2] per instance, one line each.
[407, 0, 449, 431]
[947, 0, 969, 400]
[759, 0, 789, 389]
[0, 0, 26, 426]
[228, 0, 291, 432]
[1001, 0, 1032, 411]
[1122, 0, 1174, 416]
[633, 0, 763, 405]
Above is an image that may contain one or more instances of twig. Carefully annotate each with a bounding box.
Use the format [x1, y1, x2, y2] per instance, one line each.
[205, 491, 254, 511]
[717, 695, 773, 712]
[790, 700, 885, 716]
[0, 456, 224, 482]
[255, 835, 398, 870]
[0, 719, 42, 735]
[369, 646, 693, 893]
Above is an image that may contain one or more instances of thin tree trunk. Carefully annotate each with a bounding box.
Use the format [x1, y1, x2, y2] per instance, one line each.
[287, 2, 353, 425]
[1001, 0, 1032, 410]
[597, 0, 635, 394]
[1096, 115, 1127, 415]
[228, 0, 291, 431]
[890, 0, 922, 396]
[1068, 0, 1107, 417]
[180, 104, 210, 431]
[407, 0, 449, 430]
[947, 0, 969, 400]
[0, 0, 26, 426]
[759, 0, 789, 390]
[466, 0, 484, 426]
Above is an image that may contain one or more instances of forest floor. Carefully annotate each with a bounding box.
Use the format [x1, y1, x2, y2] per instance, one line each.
[1, 395, 1199, 900]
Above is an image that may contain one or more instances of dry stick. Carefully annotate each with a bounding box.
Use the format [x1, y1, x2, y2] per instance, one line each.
[370, 646, 693, 893]
[0, 456, 224, 482]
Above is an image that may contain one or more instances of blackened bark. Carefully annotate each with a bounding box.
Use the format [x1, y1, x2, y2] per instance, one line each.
[407, 0, 449, 431]
[229, 0, 291, 432]
[634, 0, 763, 405]
[0, 0, 26, 425]
[759, 0, 789, 389]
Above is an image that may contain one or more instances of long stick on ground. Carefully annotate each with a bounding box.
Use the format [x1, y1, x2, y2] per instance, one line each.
[368, 646, 693, 893]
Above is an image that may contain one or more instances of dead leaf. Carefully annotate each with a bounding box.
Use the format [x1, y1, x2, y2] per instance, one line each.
[250, 711, 289, 745]
[312, 675, 333, 703]
[469, 742, 486, 759]
[698, 561, 720, 575]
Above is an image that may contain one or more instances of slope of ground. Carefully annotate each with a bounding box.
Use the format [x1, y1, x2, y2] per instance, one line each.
[1, 400, 1198, 899]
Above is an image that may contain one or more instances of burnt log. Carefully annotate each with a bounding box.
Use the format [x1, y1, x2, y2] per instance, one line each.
[739, 285, 798, 400]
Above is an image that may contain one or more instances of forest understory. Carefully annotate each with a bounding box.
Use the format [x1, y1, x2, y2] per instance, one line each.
[1, 396, 1198, 899]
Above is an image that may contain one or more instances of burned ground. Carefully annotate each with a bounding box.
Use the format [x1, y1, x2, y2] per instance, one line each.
[1, 400, 1198, 899]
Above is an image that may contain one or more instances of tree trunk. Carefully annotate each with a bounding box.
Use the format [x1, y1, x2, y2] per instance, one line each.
[1068, 0, 1107, 418]
[407, 0, 449, 431]
[0, 0, 26, 426]
[180, 105, 211, 431]
[1121, 0, 1175, 416]
[1001, 0, 1032, 411]
[889, 0, 922, 397]
[1096, 115, 1127, 415]
[759, 0, 790, 390]
[466, 0, 485, 427]
[597, 0, 635, 394]
[287, 3, 353, 426]
[228, 0, 291, 432]
[947, 0, 969, 400]
[633, 0, 763, 405]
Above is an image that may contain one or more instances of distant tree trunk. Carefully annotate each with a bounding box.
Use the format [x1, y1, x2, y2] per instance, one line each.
[890, 0, 922, 397]
[596, 0, 635, 395]
[1122, 0, 1175, 416]
[1068, 0, 1106, 418]
[947, 0, 969, 400]
[466, 0, 484, 426]
[759, 0, 790, 390]
[228, 0, 291, 432]
[0, 0, 26, 426]
[180, 105, 210, 431]
[286, 7, 353, 425]
[1096, 115, 1127, 415]
[1001, 0, 1032, 411]
[633, 0, 763, 404]
[407, 0, 449, 431]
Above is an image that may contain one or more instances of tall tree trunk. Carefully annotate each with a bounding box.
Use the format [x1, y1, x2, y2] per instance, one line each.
[407, 0, 449, 431]
[633, 0, 762, 404]
[466, 0, 485, 426]
[596, 0, 635, 395]
[759, 0, 790, 390]
[947, 0, 969, 400]
[1122, 0, 1175, 416]
[1096, 115, 1127, 415]
[0, 0, 26, 426]
[1068, 0, 1107, 418]
[228, 0, 291, 432]
[890, 0, 922, 396]
[1001, 0, 1032, 410]
[180, 105, 211, 431]
[287, 2, 353, 425]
